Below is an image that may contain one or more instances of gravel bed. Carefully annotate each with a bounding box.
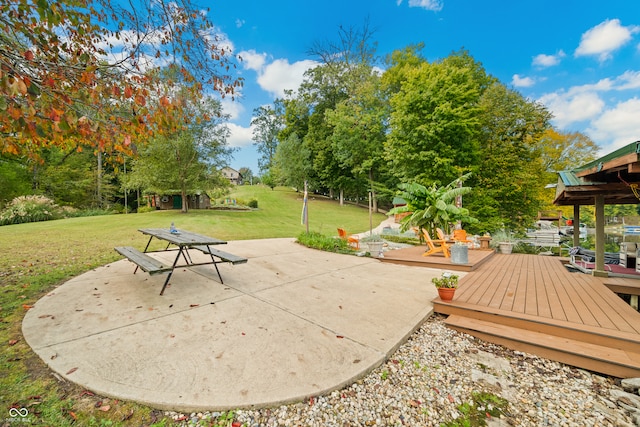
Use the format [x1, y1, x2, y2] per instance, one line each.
[169, 315, 637, 426]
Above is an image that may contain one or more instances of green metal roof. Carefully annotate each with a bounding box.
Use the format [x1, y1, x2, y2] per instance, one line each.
[573, 140, 640, 174]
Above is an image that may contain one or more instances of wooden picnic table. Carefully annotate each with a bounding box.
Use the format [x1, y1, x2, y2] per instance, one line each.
[115, 228, 246, 295]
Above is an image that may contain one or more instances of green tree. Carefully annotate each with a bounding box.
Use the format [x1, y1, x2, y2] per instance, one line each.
[383, 50, 487, 186]
[467, 82, 552, 232]
[251, 102, 284, 173]
[538, 129, 599, 173]
[326, 65, 389, 211]
[0, 157, 31, 207]
[125, 96, 232, 213]
[273, 133, 311, 191]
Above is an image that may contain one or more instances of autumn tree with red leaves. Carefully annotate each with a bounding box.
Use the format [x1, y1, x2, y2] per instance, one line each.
[0, 0, 242, 162]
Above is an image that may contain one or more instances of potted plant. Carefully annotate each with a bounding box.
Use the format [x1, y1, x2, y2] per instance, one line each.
[362, 234, 385, 258]
[431, 272, 459, 301]
[491, 229, 518, 254]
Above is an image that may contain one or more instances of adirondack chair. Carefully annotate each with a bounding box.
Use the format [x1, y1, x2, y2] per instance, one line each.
[422, 228, 450, 258]
[452, 229, 474, 247]
[337, 228, 360, 250]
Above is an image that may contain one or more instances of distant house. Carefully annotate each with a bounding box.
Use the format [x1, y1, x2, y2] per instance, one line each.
[221, 167, 243, 185]
[149, 193, 211, 210]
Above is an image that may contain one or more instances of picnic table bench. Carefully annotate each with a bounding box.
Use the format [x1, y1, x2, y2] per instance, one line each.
[190, 245, 248, 265]
[114, 228, 247, 295]
[114, 246, 173, 275]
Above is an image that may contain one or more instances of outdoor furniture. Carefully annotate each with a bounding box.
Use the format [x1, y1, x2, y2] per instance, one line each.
[452, 229, 474, 247]
[619, 242, 637, 269]
[115, 228, 247, 295]
[337, 228, 360, 249]
[421, 228, 450, 258]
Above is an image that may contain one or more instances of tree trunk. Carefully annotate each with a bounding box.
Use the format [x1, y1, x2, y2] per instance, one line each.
[181, 187, 188, 213]
[368, 168, 378, 213]
[339, 188, 344, 206]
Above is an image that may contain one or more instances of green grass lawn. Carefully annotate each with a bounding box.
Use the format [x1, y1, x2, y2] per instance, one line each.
[0, 185, 385, 426]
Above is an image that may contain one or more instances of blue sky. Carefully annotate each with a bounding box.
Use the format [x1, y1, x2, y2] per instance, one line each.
[207, 0, 640, 174]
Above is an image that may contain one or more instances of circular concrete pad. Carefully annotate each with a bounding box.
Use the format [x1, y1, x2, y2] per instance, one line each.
[22, 238, 444, 411]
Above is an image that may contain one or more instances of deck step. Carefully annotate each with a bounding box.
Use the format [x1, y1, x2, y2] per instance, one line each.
[445, 314, 640, 378]
[434, 301, 640, 354]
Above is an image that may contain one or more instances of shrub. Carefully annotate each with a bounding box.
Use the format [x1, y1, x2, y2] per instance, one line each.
[296, 231, 351, 253]
[0, 195, 61, 225]
[137, 205, 156, 213]
[248, 199, 258, 208]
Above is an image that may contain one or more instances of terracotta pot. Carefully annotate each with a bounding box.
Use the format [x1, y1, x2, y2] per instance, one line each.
[437, 287, 456, 302]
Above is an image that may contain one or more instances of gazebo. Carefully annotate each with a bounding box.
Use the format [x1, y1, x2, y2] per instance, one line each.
[554, 140, 640, 275]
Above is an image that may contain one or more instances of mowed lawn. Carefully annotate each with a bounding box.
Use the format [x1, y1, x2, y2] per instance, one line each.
[0, 185, 385, 426]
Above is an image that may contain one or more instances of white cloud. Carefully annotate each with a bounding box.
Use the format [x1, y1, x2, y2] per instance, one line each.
[220, 97, 244, 120]
[575, 19, 639, 61]
[397, 0, 443, 11]
[235, 18, 245, 28]
[258, 58, 319, 98]
[614, 70, 640, 90]
[512, 74, 535, 88]
[538, 91, 605, 128]
[532, 51, 565, 68]
[238, 49, 318, 98]
[226, 123, 254, 148]
[587, 98, 640, 150]
[238, 49, 267, 71]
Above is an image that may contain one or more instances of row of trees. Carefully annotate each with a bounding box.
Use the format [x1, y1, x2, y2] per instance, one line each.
[251, 28, 600, 233]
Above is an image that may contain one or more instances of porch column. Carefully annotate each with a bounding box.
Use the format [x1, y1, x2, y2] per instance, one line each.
[573, 204, 580, 247]
[593, 195, 607, 277]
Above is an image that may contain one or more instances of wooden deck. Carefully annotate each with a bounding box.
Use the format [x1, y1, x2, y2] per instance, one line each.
[387, 250, 640, 378]
[380, 245, 495, 272]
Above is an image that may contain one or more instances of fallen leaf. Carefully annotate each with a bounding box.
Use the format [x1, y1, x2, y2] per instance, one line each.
[189, 304, 199, 307]
[336, 335, 344, 339]
[22, 304, 32, 310]
[409, 399, 421, 407]
[99, 405, 110, 412]
[122, 409, 134, 421]
[8, 339, 18, 346]
[69, 411, 77, 420]
[447, 394, 455, 403]
[66, 367, 78, 375]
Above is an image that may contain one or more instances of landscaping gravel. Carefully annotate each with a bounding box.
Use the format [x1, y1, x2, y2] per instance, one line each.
[167, 315, 639, 426]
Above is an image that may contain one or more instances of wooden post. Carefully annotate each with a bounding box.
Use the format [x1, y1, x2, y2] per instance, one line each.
[593, 195, 607, 277]
[573, 204, 580, 247]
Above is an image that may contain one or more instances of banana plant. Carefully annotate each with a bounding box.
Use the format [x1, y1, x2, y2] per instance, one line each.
[390, 173, 478, 240]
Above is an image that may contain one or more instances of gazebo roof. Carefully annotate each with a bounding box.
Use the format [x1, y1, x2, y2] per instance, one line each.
[554, 140, 640, 206]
